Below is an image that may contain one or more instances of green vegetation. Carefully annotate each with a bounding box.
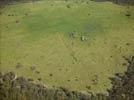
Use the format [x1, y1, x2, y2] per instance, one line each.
[0, 0, 134, 94]
[0, 56, 133, 100]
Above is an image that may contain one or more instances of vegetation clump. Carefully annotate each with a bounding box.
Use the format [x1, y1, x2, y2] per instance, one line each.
[0, 56, 133, 100]
[94, 0, 134, 5]
[108, 56, 134, 100]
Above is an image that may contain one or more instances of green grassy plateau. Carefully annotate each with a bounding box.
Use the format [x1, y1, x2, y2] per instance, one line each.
[0, 0, 134, 93]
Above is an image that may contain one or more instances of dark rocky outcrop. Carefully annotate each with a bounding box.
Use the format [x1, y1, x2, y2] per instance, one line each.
[108, 56, 134, 100]
[0, 73, 96, 100]
[0, 0, 39, 8]
[0, 56, 134, 100]
[94, 0, 134, 5]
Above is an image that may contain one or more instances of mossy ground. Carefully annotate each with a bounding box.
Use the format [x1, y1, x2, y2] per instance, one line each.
[0, 0, 134, 93]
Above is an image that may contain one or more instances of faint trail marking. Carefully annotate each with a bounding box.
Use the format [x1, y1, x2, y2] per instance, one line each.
[58, 33, 78, 63]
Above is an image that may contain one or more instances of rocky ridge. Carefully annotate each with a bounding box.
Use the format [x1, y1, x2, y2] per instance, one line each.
[0, 56, 134, 100]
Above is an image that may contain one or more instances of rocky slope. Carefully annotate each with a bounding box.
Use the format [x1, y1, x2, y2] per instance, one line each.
[0, 0, 38, 8]
[108, 56, 134, 100]
[0, 56, 133, 100]
[94, 0, 134, 5]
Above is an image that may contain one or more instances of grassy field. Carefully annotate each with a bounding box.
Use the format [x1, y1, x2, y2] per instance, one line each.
[0, 0, 134, 93]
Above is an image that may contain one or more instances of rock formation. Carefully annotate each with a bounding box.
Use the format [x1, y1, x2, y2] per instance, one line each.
[0, 56, 133, 100]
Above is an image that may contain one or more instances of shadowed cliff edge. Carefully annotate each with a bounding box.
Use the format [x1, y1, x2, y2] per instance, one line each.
[0, 0, 134, 7]
[93, 0, 134, 5]
[0, 0, 39, 8]
[0, 56, 133, 100]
